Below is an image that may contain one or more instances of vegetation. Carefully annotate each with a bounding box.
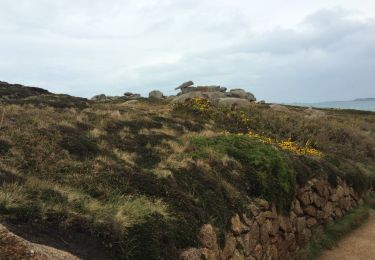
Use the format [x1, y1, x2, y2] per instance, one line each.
[0, 85, 374, 259]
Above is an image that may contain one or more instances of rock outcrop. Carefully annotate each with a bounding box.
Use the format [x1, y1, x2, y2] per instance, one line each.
[172, 81, 257, 106]
[149, 90, 164, 99]
[180, 177, 363, 260]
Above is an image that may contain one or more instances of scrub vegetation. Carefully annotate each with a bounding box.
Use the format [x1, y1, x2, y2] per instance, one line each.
[0, 84, 374, 259]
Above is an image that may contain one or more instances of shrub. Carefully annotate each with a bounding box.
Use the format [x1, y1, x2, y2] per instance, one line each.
[189, 134, 296, 211]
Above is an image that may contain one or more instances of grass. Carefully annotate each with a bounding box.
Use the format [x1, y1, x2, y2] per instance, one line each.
[295, 200, 374, 260]
[0, 84, 374, 259]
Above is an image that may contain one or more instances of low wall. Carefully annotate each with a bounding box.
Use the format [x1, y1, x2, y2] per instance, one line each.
[180, 177, 363, 260]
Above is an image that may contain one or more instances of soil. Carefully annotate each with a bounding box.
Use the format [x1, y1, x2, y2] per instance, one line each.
[0, 221, 110, 260]
[320, 210, 375, 260]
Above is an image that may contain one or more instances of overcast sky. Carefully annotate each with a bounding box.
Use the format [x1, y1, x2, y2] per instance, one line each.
[0, 0, 374, 102]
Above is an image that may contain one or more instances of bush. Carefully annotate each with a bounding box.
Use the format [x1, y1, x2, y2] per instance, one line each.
[190, 134, 296, 211]
[0, 139, 12, 155]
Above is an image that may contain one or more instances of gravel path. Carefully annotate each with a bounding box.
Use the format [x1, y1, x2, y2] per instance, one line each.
[320, 211, 375, 260]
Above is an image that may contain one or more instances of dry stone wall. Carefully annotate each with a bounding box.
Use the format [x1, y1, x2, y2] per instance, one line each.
[180, 177, 363, 260]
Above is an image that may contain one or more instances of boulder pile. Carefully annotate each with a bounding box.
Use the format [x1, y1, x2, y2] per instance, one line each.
[91, 92, 142, 101]
[173, 81, 257, 108]
[180, 177, 363, 260]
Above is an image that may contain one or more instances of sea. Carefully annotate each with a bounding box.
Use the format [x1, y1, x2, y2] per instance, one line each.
[289, 100, 375, 112]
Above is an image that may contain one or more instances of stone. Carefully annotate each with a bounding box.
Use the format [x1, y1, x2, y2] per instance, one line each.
[231, 249, 245, 260]
[242, 214, 253, 227]
[297, 191, 311, 206]
[148, 90, 164, 99]
[334, 208, 343, 218]
[303, 206, 317, 217]
[267, 244, 278, 260]
[201, 248, 218, 260]
[221, 233, 237, 259]
[278, 215, 292, 233]
[180, 248, 203, 260]
[243, 232, 257, 256]
[255, 213, 266, 226]
[249, 203, 260, 217]
[296, 217, 306, 234]
[336, 186, 345, 198]
[198, 224, 218, 250]
[231, 214, 249, 235]
[217, 98, 254, 109]
[271, 219, 279, 236]
[311, 193, 326, 208]
[323, 202, 333, 218]
[255, 199, 270, 210]
[252, 244, 263, 260]
[172, 91, 206, 103]
[284, 233, 296, 251]
[330, 193, 339, 202]
[316, 210, 325, 222]
[175, 80, 194, 90]
[293, 199, 304, 216]
[249, 222, 260, 242]
[245, 256, 256, 260]
[91, 94, 107, 101]
[227, 89, 256, 101]
[306, 218, 318, 227]
[260, 220, 272, 244]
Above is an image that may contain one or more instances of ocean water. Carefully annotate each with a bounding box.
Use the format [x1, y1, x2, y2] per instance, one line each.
[290, 101, 375, 112]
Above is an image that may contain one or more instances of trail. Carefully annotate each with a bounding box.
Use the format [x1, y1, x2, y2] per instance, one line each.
[320, 210, 375, 260]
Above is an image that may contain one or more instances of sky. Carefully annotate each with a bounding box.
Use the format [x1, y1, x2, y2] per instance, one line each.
[0, 0, 374, 102]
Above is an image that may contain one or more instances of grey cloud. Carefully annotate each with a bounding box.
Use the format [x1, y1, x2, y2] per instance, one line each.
[0, 2, 374, 102]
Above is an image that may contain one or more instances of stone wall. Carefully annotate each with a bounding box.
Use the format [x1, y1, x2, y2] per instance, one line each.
[180, 177, 362, 260]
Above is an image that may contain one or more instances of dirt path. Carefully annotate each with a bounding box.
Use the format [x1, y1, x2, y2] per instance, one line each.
[320, 211, 375, 260]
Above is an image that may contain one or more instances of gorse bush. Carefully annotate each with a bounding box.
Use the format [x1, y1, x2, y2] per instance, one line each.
[189, 134, 296, 211]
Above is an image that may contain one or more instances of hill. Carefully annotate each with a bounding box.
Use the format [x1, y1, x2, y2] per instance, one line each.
[0, 82, 374, 259]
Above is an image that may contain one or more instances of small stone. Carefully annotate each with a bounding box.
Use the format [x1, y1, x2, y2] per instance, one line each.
[180, 248, 203, 260]
[255, 199, 269, 210]
[293, 199, 304, 216]
[231, 249, 245, 260]
[278, 215, 292, 233]
[231, 214, 249, 235]
[297, 191, 311, 206]
[303, 206, 317, 217]
[198, 224, 218, 250]
[306, 218, 318, 227]
[249, 203, 260, 217]
[221, 233, 236, 259]
[243, 232, 257, 256]
[252, 244, 263, 260]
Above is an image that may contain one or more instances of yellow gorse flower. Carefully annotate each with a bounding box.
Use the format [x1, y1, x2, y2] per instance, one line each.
[223, 130, 323, 157]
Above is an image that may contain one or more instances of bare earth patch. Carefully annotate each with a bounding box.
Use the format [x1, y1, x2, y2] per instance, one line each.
[320, 210, 375, 260]
[0, 224, 80, 260]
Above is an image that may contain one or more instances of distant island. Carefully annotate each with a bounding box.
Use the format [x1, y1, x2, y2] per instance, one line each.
[354, 98, 375, 101]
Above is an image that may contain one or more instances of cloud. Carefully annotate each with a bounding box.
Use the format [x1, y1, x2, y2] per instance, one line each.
[0, 1, 374, 102]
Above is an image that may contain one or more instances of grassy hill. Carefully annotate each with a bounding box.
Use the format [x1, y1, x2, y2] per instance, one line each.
[0, 82, 374, 259]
